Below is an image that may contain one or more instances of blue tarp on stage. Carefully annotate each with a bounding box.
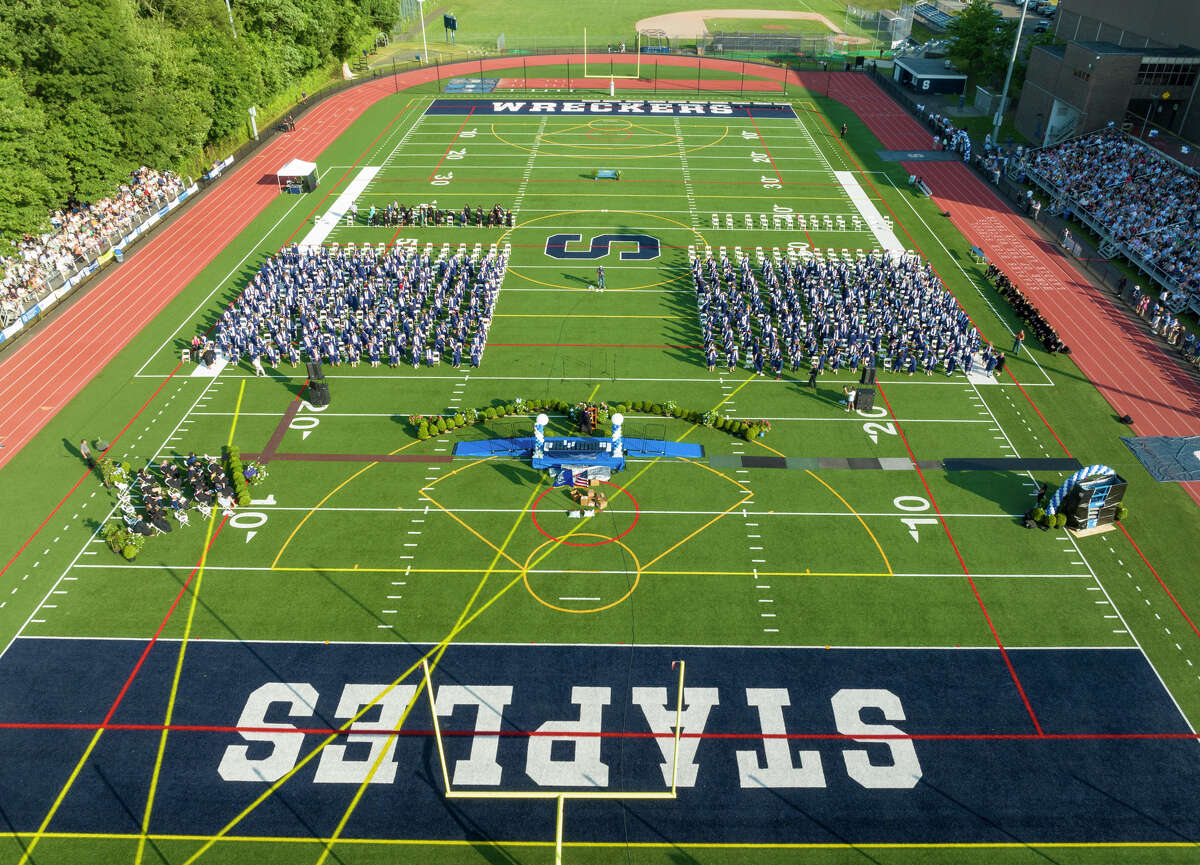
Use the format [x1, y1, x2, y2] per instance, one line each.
[454, 436, 702, 466]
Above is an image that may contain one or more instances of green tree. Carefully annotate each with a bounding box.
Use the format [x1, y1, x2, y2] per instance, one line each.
[127, 18, 213, 168]
[946, 0, 1007, 87]
[0, 73, 60, 245]
[0, 0, 378, 240]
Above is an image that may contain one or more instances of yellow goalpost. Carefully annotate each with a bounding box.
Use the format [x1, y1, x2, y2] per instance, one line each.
[582, 28, 643, 79]
[422, 658, 686, 865]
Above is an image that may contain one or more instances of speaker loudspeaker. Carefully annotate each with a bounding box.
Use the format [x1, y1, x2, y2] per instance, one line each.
[306, 360, 325, 381]
[306, 381, 331, 407]
[854, 388, 876, 412]
[859, 365, 877, 385]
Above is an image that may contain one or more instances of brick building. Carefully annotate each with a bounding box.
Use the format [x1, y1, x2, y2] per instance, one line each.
[1014, 0, 1200, 146]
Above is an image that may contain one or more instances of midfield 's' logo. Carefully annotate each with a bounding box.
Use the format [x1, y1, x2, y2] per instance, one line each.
[545, 233, 661, 261]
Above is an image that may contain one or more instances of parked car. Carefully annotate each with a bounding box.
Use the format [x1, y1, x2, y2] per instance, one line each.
[1034, 19, 1050, 32]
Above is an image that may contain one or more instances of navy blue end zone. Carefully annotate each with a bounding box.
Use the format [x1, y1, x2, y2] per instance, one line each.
[424, 99, 798, 118]
[1, 639, 1198, 844]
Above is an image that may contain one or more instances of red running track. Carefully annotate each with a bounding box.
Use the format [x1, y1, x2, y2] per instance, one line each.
[0, 74, 396, 469]
[2, 54, 783, 471]
[810, 71, 1200, 507]
[497, 77, 784, 92]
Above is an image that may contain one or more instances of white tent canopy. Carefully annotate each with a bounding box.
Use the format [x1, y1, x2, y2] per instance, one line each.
[277, 158, 317, 178]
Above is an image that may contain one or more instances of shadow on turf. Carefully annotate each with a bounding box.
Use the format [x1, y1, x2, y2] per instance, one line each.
[412, 741, 526, 865]
[734, 783, 889, 864]
[913, 774, 1068, 864]
[944, 470, 1040, 524]
[493, 461, 539, 486]
[0, 800, 32, 862]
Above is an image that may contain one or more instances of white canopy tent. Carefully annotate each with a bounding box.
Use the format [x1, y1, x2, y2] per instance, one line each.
[277, 158, 319, 193]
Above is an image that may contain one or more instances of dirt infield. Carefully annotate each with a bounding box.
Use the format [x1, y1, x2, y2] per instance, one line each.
[635, 8, 872, 45]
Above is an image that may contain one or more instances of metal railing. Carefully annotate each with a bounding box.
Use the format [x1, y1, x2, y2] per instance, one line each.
[1, 183, 191, 326]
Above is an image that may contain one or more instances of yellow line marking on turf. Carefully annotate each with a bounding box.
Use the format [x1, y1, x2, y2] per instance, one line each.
[586, 383, 600, 403]
[749, 437, 892, 576]
[804, 469, 892, 576]
[226, 379, 246, 448]
[418, 492, 525, 570]
[14, 831, 1199, 850]
[270, 438, 422, 568]
[640, 492, 754, 571]
[17, 730, 105, 864]
[193, 482, 549, 865]
[135, 386, 242, 863]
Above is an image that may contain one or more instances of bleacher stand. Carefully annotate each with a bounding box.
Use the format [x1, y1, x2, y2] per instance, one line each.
[1024, 130, 1200, 300]
[0, 167, 185, 325]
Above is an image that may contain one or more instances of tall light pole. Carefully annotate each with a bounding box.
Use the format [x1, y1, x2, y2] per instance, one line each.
[993, 1, 1029, 146]
[417, 0, 429, 64]
[224, 0, 237, 38]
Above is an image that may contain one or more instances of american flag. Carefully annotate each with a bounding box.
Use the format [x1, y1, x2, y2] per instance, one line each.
[574, 473, 590, 488]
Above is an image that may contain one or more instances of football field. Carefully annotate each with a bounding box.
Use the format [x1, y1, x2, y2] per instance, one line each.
[2, 79, 1200, 865]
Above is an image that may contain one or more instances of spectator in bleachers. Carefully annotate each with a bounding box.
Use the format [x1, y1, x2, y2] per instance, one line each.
[1025, 130, 1200, 295]
[0, 167, 185, 323]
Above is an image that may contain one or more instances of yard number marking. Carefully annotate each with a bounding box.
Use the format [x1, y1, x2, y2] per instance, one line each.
[289, 400, 329, 440]
[857, 406, 896, 443]
[232, 495, 277, 543]
[893, 496, 937, 543]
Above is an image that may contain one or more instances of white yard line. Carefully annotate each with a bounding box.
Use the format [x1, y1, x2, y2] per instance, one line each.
[0, 374, 225, 663]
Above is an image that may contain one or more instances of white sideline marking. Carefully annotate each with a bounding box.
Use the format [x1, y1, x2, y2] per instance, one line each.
[300, 166, 381, 249]
[834, 170, 903, 254]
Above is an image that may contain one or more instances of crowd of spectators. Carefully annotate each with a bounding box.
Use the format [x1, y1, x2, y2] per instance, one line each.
[1, 167, 185, 323]
[1022, 129, 1200, 294]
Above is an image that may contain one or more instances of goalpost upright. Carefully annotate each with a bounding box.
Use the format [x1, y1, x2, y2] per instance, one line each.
[423, 658, 686, 865]
[582, 28, 643, 79]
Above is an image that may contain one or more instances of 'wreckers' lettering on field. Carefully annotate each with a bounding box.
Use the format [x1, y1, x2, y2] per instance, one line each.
[423, 99, 798, 118]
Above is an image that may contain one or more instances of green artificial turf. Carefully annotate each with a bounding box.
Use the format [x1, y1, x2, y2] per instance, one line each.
[2, 63, 1199, 865]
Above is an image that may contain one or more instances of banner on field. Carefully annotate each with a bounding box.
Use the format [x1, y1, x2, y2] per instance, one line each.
[425, 98, 797, 118]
